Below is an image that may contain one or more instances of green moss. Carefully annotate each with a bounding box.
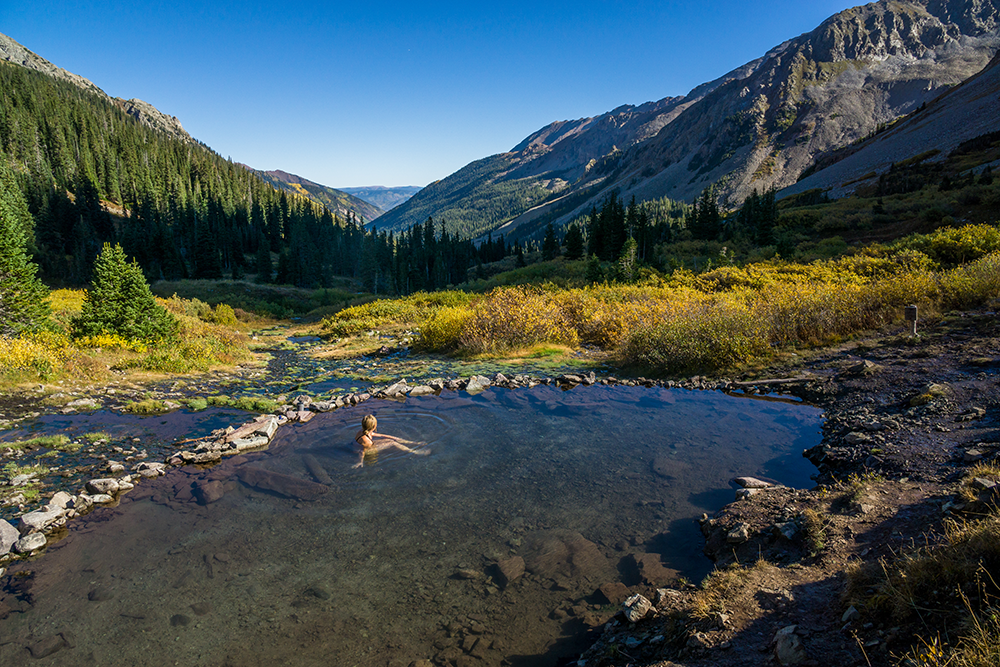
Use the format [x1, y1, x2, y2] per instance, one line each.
[82, 432, 110, 443]
[184, 398, 209, 411]
[123, 399, 172, 415]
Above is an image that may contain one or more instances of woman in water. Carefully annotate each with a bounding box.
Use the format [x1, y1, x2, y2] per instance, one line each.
[353, 414, 428, 468]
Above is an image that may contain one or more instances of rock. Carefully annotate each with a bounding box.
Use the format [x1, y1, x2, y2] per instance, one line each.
[845, 360, 880, 376]
[236, 466, 329, 501]
[494, 556, 525, 589]
[47, 491, 74, 510]
[596, 582, 632, 605]
[736, 488, 761, 500]
[774, 521, 798, 541]
[408, 385, 436, 397]
[842, 605, 861, 623]
[232, 435, 269, 451]
[465, 375, 492, 395]
[520, 529, 612, 580]
[179, 450, 222, 464]
[134, 462, 166, 476]
[13, 532, 47, 553]
[726, 523, 751, 544]
[302, 454, 333, 485]
[28, 635, 66, 659]
[844, 432, 871, 445]
[774, 625, 807, 665]
[454, 568, 481, 580]
[190, 601, 213, 615]
[623, 594, 652, 622]
[971, 477, 998, 491]
[86, 478, 120, 495]
[193, 480, 225, 505]
[108, 462, 126, 474]
[88, 586, 114, 601]
[733, 476, 772, 489]
[964, 449, 985, 463]
[11, 473, 36, 487]
[296, 410, 314, 423]
[383, 381, 409, 397]
[312, 401, 333, 412]
[626, 553, 679, 586]
[18, 508, 64, 535]
[957, 407, 987, 422]
[90, 493, 114, 504]
[117, 480, 134, 492]
[170, 614, 191, 627]
[409, 661, 434, 667]
[0, 519, 19, 555]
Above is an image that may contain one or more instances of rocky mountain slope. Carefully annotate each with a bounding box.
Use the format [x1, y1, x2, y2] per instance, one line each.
[253, 169, 384, 223]
[782, 47, 1000, 198]
[340, 185, 422, 212]
[0, 31, 193, 144]
[375, 0, 1000, 238]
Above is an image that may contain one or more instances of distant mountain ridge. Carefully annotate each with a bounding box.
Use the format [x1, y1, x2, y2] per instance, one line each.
[340, 185, 422, 212]
[374, 0, 1000, 238]
[0, 31, 192, 144]
[252, 169, 383, 223]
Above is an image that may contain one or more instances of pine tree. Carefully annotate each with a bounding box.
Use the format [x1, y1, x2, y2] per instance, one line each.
[72, 243, 177, 342]
[617, 237, 638, 283]
[0, 160, 50, 335]
[564, 223, 584, 260]
[542, 223, 560, 260]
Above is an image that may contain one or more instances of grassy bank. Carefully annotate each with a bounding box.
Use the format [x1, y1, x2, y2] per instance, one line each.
[321, 224, 1000, 376]
[0, 290, 255, 388]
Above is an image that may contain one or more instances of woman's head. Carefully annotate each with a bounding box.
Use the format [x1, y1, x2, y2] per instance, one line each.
[361, 414, 377, 433]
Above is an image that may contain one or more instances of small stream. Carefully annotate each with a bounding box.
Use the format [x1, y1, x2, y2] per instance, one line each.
[0, 382, 822, 666]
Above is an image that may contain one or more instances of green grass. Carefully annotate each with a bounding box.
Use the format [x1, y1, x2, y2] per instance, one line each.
[151, 279, 366, 320]
[2, 435, 75, 451]
[82, 432, 111, 443]
[3, 462, 49, 481]
[204, 395, 280, 413]
[123, 399, 174, 415]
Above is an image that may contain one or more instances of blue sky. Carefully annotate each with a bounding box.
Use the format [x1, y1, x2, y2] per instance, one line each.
[6, 1, 858, 188]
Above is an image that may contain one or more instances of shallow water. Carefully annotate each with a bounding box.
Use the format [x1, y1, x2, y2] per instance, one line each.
[0, 385, 822, 666]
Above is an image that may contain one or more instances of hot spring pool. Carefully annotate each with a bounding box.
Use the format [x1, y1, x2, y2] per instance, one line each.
[0, 384, 822, 666]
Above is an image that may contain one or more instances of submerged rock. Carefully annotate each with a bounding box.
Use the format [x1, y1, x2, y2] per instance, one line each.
[193, 480, 225, 505]
[520, 529, 612, 580]
[236, 467, 329, 501]
[494, 556, 525, 589]
[14, 532, 47, 553]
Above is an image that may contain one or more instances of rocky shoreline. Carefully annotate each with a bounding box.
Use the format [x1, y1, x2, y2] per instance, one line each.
[575, 310, 999, 667]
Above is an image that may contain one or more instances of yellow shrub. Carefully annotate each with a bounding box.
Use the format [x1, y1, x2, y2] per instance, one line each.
[74, 333, 148, 353]
[0, 332, 71, 379]
[940, 252, 1000, 310]
[418, 306, 473, 351]
[458, 286, 578, 354]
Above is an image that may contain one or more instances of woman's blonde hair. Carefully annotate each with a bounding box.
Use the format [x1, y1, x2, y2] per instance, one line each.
[361, 414, 377, 433]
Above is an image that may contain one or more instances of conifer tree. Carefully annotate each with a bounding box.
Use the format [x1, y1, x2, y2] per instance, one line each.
[0, 160, 50, 335]
[542, 223, 560, 260]
[564, 223, 584, 260]
[72, 243, 177, 342]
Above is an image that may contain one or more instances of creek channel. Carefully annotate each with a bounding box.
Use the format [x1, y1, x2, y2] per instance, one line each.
[0, 376, 823, 667]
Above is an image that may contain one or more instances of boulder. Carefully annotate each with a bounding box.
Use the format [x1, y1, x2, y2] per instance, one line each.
[296, 410, 314, 423]
[179, 450, 222, 464]
[520, 529, 612, 580]
[0, 519, 19, 555]
[86, 478, 120, 495]
[733, 476, 772, 489]
[408, 385, 436, 397]
[494, 556, 525, 589]
[236, 467, 329, 501]
[90, 494, 114, 504]
[383, 381, 409, 397]
[623, 594, 652, 622]
[774, 625, 807, 665]
[233, 435, 270, 451]
[465, 375, 492, 395]
[18, 508, 64, 535]
[13, 532, 47, 553]
[726, 523, 751, 544]
[596, 582, 631, 605]
[625, 553, 679, 587]
[47, 491, 74, 510]
[193, 480, 225, 505]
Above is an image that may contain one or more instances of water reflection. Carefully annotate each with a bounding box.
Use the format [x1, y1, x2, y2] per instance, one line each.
[0, 386, 822, 666]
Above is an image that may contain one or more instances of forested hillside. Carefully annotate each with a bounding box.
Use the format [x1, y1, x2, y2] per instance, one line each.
[0, 60, 507, 295]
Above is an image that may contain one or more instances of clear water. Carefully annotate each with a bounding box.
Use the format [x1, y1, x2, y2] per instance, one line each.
[0, 386, 822, 666]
